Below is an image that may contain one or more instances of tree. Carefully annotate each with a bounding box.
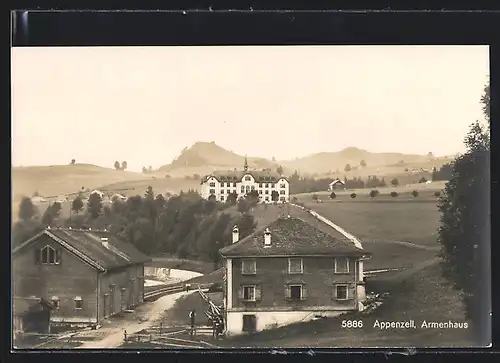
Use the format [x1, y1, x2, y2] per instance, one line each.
[71, 196, 84, 215]
[428, 152, 434, 158]
[411, 190, 419, 197]
[18, 197, 38, 222]
[437, 82, 490, 343]
[154, 194, 166, 210]
[246, 190, 260, 206]
[121, 161, 128, 171]
[237, 198, 250, 214]
[226, 192, 238, 206]
[390, 191, 398, 197]
[434, 191, 441, 197]
[276, 165, 284, 175]
[432, 167, 438, 180]
[71, 159, 76, 164]
[369, 190, 379, 198]
[330, 192, 336, 199]
[390, 178, 399, 187]
[419, 177, 428, 183]
[271, 190, 279, 202]
[114, 161, 121, 170]
[148, 165, 153, 173]
[87, 192, 103, 218]
[42, 202, 62, 226]
[350, 193, 356, 199]
[142, 166, 148, 174]
[360, 160, 367, 168]
[237, 213, 257, 240]
[145, 186, 154, 201]
[344, 164, 352, 172]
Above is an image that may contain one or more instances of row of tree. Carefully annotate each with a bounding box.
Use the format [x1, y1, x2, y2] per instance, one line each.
[114, 161, 128, 171]
[13, 187, 259, 265]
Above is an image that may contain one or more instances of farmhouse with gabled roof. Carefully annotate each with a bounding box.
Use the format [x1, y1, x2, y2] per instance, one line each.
[219, 210, 370, 335]
[12, 227, 151, 329]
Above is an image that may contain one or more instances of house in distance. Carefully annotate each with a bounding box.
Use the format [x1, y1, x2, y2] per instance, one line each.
[219, 211, 371, 335]
[200, 156, 290, 203]
[12, 227, 151, 330]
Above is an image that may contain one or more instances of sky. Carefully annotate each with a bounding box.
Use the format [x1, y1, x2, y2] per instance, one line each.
[11, 46, 489, 172]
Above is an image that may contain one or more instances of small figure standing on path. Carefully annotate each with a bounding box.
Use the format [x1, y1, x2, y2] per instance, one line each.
[189, 309, 196, 336]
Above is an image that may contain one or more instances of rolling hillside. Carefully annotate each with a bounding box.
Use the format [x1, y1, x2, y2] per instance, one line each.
[158, 142, 452, 178]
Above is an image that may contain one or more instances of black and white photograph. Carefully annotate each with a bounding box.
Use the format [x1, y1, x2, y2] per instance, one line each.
[11, 45, 491, 349]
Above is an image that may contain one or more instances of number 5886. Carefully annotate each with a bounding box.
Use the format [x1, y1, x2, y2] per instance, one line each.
[341, 320, 363, 328]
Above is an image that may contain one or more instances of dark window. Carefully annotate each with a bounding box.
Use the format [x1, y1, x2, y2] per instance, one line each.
[280, 190, 285, 195]
[280, 197, 286, 201]
[220, 189, 224, 194]
[280, 183, 286, 188]
[243, 286, 255, 300]
[265, 190, 269, 195]
[241, 186, 245, 193]
[336, 285, 348, 300]
[220, 195, 225, 201]
[245, 176, 251, 181]
[40, 246, 60, 265]
[242, 314, 257, 332]
[227, 190, 230, 194]
[209, 189, 216, 194]
[209, 182, 216, 187]
[290, 285, 302, 300]
[258, 190, 262, 194]
[288, 258, 303, 274]
[74, 297, 83, 310]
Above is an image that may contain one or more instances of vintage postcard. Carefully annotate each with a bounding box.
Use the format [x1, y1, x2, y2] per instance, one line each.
[11, 45, 490, 350]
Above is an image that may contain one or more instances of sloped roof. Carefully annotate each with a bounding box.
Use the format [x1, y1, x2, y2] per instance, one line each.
[201, 170, 287, 184]
[13, 228, 151, 272]
[220, 212, 366, 257]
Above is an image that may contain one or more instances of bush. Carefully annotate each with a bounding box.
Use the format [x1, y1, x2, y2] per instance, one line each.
[292, 196, 298, 203]
[434, 191, 441, 197]
[350, 193, 357, 199]
[412, 190, 419, 197]
[390, 191, 399, 197]
[312, 193, 318, 201]
[419, 177, 428, 183]
[330, 192, 336, 199]
[369, 190, 380, 198]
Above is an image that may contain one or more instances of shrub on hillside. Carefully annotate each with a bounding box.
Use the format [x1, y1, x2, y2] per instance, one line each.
[369, 190, 380, 198]
[292, 196, 298, 203]
[390, 191, 399, 197]
[419, 177, 428, 183]
[350, 193, 356, 199]
[434, 191, 441, 197]
[412, 190, 419, 197]
[329, 192, 336, 199]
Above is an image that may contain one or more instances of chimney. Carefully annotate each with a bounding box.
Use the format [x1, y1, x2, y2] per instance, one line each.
[100, 237, 109, 248]
[264, 228, 271, 246]
[232, 225, 239, 244]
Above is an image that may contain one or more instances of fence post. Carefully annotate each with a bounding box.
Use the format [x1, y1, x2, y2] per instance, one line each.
[124, 330, 127, 342]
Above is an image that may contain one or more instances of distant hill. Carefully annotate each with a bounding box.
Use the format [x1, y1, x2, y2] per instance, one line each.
[158, 142, 286, 177]
[280, 147, 450, 175]
[159, 143, 450, 178]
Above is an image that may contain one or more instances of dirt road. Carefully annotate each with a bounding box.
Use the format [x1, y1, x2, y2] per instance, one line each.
[77, 290, 196, 349]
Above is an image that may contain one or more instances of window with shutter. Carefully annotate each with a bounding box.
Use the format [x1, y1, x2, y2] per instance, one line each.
[334, 257, 349, 273]
[241, 259, 256, 275]
[301, 285, 308, 300]
[335, 285, 349, 300]
[242, 285, 255, 301]
[254, 285, 262, 301]
[284, 285, 291, 300]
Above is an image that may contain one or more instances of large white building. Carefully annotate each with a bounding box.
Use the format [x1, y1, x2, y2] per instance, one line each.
[200, 157, 290, 203]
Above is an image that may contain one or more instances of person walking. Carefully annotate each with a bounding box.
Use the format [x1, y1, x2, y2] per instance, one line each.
[189, 309, 196, 337]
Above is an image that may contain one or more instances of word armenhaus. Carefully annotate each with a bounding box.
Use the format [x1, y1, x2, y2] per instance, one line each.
[373, 320, 468, 329]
